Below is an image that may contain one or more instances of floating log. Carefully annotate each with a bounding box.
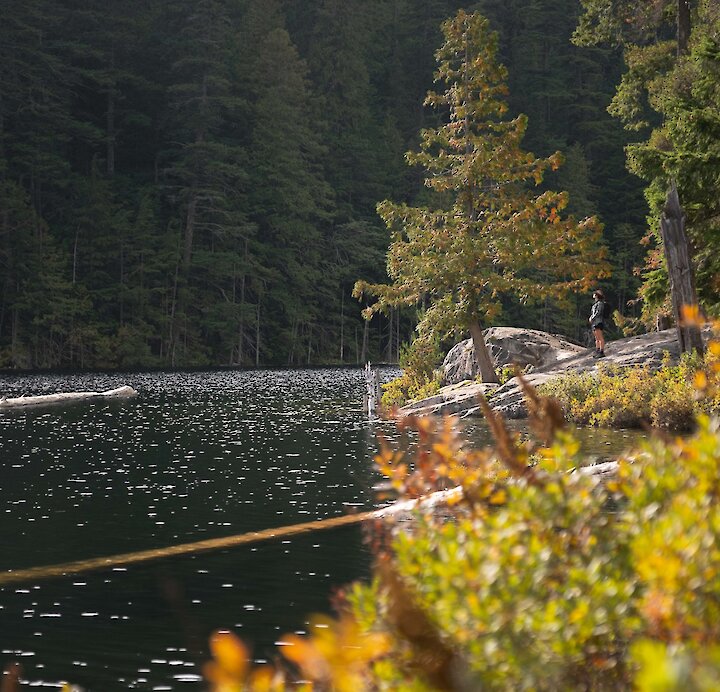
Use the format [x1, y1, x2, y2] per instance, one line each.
[0, 385, 138, 409]
[577, 460, 619, 477]
[0, 487, 464, 585]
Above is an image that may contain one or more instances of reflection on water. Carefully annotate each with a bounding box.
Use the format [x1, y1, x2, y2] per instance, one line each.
[463, 417, 644, 463]
[0, 368, 647, 689]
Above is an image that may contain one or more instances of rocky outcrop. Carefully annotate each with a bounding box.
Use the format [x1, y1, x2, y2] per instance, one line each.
[442, 327, 586, 385]
[402, 327, 711, 420]
[441, 341, 481, 384]
[399, 381, 499, 417]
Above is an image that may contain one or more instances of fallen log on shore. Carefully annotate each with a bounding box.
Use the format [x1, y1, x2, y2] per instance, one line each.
[0, 385, 138, 409]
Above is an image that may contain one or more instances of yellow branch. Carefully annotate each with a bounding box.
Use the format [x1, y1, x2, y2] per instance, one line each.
[0, 511, 377, 586]
[0, 464, 618, 587]
[0, 487, 464, 586]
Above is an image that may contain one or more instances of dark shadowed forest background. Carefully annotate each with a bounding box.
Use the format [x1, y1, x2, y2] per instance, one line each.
[0, 0, 647, 369]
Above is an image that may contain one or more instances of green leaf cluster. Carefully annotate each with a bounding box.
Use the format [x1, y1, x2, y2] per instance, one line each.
[380, 336, 444, 408]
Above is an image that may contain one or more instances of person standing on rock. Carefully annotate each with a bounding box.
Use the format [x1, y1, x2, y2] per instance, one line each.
[589, 290, 606, 357]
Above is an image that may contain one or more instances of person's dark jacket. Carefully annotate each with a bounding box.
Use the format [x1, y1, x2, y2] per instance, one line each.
[589, 300, 605, 327]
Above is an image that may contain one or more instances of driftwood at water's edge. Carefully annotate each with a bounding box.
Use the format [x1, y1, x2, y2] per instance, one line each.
[0, 385, 138, 409]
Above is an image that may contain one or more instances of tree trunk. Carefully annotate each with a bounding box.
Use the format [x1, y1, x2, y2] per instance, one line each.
[183, 189, 198, 270]
[106, 46, 116, 176]
[677, 0, 691, 56]
[119, 240, 125, 326]
[11, 304, 18, 367]
[0, 206, 8, 340]
[255, 301, 261, 367]
[468, 321, 499, 383]
[288, 317, 297, 365]
[395, 308, 400, 363]
[168, 249, 181, 367]
[339, 289, 344, 363]
[238, 255, 246, 366]
[306, 324, 312, 365]
[463, 34, 476, 222]
[386, 307, 394, 362]
[361, 314, 369, 364]
[660, 182, 704, 355]
[107, 88, 115, 176]
[72, 229, 79, 284]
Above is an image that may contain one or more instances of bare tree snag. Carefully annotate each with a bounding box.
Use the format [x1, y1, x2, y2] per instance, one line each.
[469, 321, 499, 383]
[660, 182, 704, 355]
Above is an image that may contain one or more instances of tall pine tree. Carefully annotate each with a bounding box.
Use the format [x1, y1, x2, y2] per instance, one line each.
[161, 0, 250, 364]
[355, 10, 610, 382]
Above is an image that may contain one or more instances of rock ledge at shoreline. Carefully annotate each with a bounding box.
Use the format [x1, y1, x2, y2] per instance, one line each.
[400, 328, 706, 420]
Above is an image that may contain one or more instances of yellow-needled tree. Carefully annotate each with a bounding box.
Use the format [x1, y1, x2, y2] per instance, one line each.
[354, 10, 610, 383]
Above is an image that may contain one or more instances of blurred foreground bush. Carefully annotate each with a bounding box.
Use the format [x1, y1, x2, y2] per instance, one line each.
[205, 338, 720, 691]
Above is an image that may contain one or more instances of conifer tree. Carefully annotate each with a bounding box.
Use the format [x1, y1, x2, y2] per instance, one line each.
[307, 0, 382, 221]
[625, 1, 720, 317]
[241, 1, 333, 364]
[355, 10, 610, 382]
[478, 0, 646, 327]
[161, 0, 251, 364]
[61, 0, 159, 178]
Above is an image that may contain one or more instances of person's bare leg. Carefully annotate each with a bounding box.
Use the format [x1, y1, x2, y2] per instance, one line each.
[594, 328, 605, 353]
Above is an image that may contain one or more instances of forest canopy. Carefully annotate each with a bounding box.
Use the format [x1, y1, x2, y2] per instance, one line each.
[0, 0, 646, 369]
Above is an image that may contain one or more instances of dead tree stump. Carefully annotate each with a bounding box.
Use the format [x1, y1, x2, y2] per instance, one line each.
[363, 363, 381, 419]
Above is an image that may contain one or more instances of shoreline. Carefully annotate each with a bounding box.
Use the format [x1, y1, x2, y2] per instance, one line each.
[399, 327, 711, 420]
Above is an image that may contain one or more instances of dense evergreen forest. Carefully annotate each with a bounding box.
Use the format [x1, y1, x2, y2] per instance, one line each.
[0, 0, 647, 369]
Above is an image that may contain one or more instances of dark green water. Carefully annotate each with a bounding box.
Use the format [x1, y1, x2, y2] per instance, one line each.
[0, 368, 646, 690]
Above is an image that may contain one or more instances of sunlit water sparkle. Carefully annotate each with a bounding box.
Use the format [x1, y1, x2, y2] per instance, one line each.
[0, 368, 645, 690]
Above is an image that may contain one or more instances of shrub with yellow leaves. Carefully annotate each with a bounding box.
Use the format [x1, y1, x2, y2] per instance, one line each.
[540, 331, 720, 431]
[204, 616, 390, 692]
[345, 375, 720, 689]
[203, 630, 283, 692]
[281, 615, 390, 692]
[380, 336, 443, 409]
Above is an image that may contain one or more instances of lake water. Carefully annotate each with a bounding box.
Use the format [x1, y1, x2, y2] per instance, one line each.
[0, 368, 645, 690]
